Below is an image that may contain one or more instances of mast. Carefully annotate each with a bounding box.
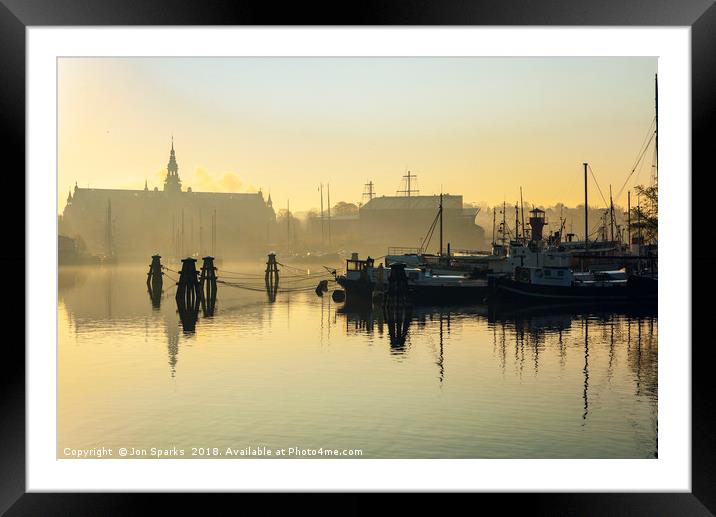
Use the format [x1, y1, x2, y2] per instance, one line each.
[439, 192, 443, 256]
[627, 190, 631, 246]
[105, 198, 114, 257]
[211, 209, 216, 257]
[320, 183, 325, 247]
[654, 73, 658, 185]
[199, 209, 203, 257]
[502, 201, 506, 245]
[492, 207, 496, 246]
[514, 202, 519, 244]
[520, 187, 525, 242]
[583, 162, 589, 250]
[327, 184, 332, 247]
[287, 199, 290, 254]
[609, 184, 614, 243]
[637, 193, 641, 245]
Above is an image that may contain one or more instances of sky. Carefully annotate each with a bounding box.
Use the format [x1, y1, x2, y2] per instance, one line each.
[58, 57, 657, 214]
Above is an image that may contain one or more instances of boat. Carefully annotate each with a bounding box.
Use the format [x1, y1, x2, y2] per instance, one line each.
[487, 265, 656, 303]
[335, 254, 489, 305]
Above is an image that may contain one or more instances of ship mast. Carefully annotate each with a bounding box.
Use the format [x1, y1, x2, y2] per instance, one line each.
[520, 187, 525, 242]
[583, 162, 589, 251]
[654, 73, 658, 186]
[439, 192, 443, 256]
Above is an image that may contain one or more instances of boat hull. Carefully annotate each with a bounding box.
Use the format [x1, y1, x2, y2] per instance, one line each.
[488, 276, 657, 303]
[337, 277, 489, 305]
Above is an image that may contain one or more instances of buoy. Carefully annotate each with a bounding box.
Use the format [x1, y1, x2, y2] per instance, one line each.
[331, 289, 346, 302]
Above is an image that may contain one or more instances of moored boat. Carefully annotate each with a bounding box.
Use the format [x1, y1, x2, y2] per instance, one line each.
[487, 265, 656, 303]
[335, 254, 489, 305]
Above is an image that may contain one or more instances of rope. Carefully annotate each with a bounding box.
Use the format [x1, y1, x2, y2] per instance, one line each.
[217, 279, 333, 293]
[614, 117, 656, 202]
[587, 164, 609, 209]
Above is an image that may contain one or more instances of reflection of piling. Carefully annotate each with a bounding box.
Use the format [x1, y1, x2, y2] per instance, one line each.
[384, 263, 411, 349]
[265, 253, 280, 302]
[176, 258, 201, 331]
[146, 255, 163, 309]
[200, 256, 218, 316]
[177, 299, 200, 332]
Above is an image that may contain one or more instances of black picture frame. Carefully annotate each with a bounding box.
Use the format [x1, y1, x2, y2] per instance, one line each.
[3, 0, 712, 514]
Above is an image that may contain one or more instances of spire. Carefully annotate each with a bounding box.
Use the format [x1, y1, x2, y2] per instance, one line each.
[164, 137, 182, 193]
[67, 190, 72, 204]
[144, 179, 148, 191]
[267, 192, 273, 209]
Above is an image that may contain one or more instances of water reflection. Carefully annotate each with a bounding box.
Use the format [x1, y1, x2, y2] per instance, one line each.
[59, 264, 658, 458]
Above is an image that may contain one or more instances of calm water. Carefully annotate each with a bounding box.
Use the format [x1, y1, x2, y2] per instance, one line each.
[58, 263, 657, 459]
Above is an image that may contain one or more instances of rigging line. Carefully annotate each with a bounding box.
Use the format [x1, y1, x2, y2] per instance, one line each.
[587, 164, 609, 208]
[628, 116, 656, 173]
[615, 130, 656, 202]
[420, 209, 441, 252]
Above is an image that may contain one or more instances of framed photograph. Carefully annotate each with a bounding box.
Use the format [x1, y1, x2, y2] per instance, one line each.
[6, 0, 713, 513]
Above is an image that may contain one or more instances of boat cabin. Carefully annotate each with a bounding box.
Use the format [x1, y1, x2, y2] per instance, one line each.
[514, 265, 573, 287]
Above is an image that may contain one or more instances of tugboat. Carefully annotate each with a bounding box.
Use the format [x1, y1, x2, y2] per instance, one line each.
[335, 253, 489, 305]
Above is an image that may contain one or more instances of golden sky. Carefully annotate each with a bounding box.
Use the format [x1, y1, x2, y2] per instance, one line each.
[58, 57, 657, 213]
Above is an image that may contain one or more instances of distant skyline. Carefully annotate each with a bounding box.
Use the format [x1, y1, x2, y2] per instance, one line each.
[58, 57, 657, 214]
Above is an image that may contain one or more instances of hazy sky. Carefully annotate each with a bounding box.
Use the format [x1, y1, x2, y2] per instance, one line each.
[58, 57, 657, 213]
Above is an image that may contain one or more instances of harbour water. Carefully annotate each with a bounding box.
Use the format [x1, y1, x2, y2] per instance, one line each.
[58, 263, 657, 459]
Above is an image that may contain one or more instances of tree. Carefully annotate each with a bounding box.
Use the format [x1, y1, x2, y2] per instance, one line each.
[332, 201, 358, 216]
[629, 183, 657, 244]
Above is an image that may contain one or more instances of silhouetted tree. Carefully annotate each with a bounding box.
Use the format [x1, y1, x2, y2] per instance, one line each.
[332, 201, 358, 216]
[630, 183, 658, 244]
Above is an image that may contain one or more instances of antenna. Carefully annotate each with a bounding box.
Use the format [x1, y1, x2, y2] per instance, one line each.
[396, 171, 419, 197]
[363, 180, 375, 203]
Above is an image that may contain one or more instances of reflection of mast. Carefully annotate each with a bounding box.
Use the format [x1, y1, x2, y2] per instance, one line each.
[437, 312, 445, 384]
[582, 317, 590, 421]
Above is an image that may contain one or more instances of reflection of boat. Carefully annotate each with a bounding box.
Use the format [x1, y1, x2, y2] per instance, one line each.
[488, 265, 657, 303]
[486, 296, 657, 322]
[336, 254, 490, 305]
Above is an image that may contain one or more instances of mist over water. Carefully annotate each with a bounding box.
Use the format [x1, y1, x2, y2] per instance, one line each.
[58, 263, 657, 459]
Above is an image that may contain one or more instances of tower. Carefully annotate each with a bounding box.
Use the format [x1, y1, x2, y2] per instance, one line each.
[163, 137, 182, 193]
[528, 208, 546, 242]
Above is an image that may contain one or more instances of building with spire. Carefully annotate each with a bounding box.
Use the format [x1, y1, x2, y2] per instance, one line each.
[60, 139, 277, 260]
